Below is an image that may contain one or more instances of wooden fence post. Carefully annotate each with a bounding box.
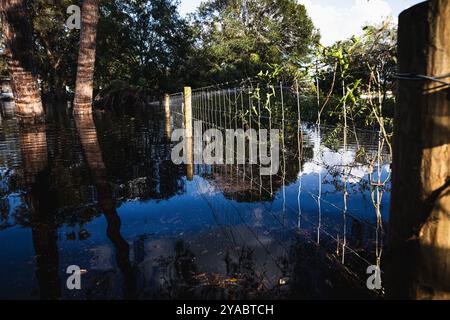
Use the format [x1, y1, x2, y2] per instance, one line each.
[164, 94, 171, 139]
[164, 94, 170, 116]
[389, 0, 450, 300]
[183, 87, 194, 179]
[186, 137, 194, 181]
[184, 87, 193, 139]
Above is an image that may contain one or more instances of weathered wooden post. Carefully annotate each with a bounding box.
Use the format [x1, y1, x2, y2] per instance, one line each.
[184, 87, 194, 180]
[184, 87, 193, 139]
[164, 94, 170, 117]
[186, 137, 194, 181]
[164, 94, 171, 139]
[389, 0, 450, 300]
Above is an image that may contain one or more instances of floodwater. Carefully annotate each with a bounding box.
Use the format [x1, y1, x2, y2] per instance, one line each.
[0, 99, 391, 300]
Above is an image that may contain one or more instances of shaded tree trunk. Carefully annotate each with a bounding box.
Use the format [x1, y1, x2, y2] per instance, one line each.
[388, 1, 450, 300]
[0, 0, 44, 124]
[50, 70, 67, 103]
[73, 0, 99, 115]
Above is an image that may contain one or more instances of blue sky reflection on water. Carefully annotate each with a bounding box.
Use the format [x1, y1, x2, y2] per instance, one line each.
[0, 107, 390, 299]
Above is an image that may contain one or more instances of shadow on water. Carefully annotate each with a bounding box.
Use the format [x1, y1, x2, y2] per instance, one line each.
[0, 102, 391, 300]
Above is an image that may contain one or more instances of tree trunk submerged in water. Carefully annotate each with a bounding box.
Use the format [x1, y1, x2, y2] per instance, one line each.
[73, 0, 99, 115]
[389, 0, 450, 300]
[0, 0, 45, 124]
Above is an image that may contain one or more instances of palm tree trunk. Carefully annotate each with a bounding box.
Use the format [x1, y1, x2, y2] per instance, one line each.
[73, 0, 99, 115]
[0, 0, 45, 124]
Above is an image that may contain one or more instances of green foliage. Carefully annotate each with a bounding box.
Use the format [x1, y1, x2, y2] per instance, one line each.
[96, 0, 193, 96]
[7, 0, 193, 101]
[99, 80, 148, 112]
[189, 0, 319, 85]
[31, 0, 80, 100]
[1, 0, 397, 130]
[309, 20, 397, 129]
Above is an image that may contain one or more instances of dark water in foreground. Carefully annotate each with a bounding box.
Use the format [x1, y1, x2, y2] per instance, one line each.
[0, 104, 391, 300]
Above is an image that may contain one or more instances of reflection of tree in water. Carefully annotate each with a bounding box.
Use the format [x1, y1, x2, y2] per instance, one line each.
[0, 106, 392, 299]
[153, 240, 198, 299]
[199, 134, 314, 203]
[1, 109, 188, 230]
[0, 169, 15, 229]
[152, 240, 269, 300]
[93, 111, 186, 201]
[148, 232, 380, 300]
[48, 119, 100, 229]
[279, 236, 377, 300]
[75, 114, 137, 299]
[18, 124, 61, 300]
[0, 110, 191, 299]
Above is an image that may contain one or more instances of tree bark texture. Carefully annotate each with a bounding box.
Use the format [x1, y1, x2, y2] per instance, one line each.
[0, 0, 45, 124]
[389, 0, 450, 300]
[73, 0, 99, 115]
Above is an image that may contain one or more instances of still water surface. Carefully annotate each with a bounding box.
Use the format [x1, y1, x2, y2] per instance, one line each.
[0, 103, 391, 299]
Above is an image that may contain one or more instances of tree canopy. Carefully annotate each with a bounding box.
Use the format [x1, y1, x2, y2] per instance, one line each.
[189, 0, 318, 85]
[0, 0, 398, 108]
[96, 0, 192, 95]
[1, 0, 319, 99]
